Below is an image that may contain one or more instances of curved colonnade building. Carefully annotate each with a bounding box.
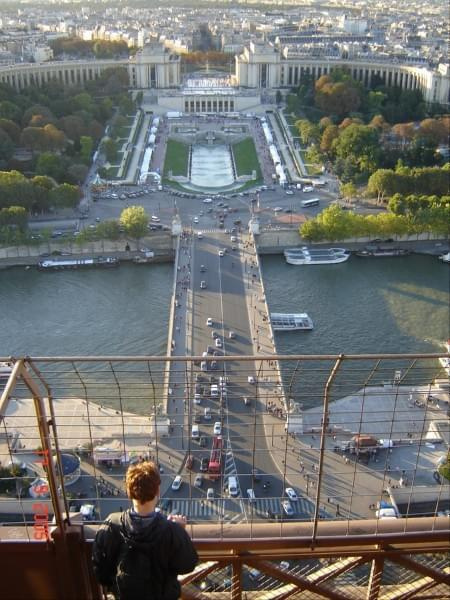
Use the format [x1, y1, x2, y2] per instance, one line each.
[0, 41, 448, 112]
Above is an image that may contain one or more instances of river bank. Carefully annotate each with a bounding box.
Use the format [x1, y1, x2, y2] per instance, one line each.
[0, 229, 448, 269]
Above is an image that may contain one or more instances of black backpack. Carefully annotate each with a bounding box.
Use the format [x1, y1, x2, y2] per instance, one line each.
[109, 514, 164, 600]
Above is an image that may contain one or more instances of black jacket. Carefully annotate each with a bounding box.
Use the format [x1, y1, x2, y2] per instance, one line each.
[92, 510, 198, 599]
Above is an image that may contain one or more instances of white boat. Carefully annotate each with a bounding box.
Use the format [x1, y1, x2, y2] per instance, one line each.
[271, 313, 314, 331]
[284, 247, 350, 265]
[438, 252, 450, 263]
[439, 340, 450, 375]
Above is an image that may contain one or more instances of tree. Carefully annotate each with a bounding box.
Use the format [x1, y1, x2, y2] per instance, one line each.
[319, 116, 334, 131]
[58, 115, 86, 142]
[0, 206, 28, 231]
[418, 118, 447, 145]
[333, 124, 381, 178]
[320, 124, 339, 154]
[0, 128, 14, 164]
[36, 152, 67, 182]
[118, 94, 135, 116]
[315, 77, 362, 118]
[49, 183, 81, 209]
[305, 145, 322, 165]
[102, 138, 119, 163]
[31, 175, 53, 212]
[96, 220, 121, 240]
[120, 206, 148, 241]
[367, 169, 397, 202]
[0, 118, 21, 143]
[22, 104, 54, 127]
[365, 91, 387, 117]
[0, 100, 22, 122]
[295, 119, 320, 146]
[340, 182, 357, 199]
[67, 163, 89, 185]
[80, 136, 94, 164]
[391, 122, 415, 148]
[369, 114, 390, 132]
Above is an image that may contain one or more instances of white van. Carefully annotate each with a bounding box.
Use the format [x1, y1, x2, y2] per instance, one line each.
[228, 476, 239, 497]
[191, 424, 200, 440]
[210, 384, 219, 397]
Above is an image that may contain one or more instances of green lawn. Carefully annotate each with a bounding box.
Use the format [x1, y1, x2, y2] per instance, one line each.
[232, 138, 261, 179]
[163, 139, 189, 177]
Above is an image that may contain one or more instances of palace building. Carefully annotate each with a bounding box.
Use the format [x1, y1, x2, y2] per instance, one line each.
[0, 41, 448, 111]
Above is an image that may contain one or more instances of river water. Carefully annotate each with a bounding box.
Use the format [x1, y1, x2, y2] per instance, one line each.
[0, 255, 448, 412]
[0, 255, 447, 358]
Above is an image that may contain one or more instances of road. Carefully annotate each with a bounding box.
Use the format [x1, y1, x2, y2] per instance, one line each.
[160, 228, 321, 523]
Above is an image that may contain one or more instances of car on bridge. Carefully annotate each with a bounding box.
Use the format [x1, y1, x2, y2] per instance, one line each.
[218, 250, 224, 257]
[200, 265, 207, 272]
[200, 280, 207, 289]
[206, 317, 213, 326]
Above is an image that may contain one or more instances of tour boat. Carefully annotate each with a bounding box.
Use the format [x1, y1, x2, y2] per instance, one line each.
[355, 247, 411, 257]
[271, 313, 314, 331]
[38, 257, 119, 270]
[284, 247, 350, 265]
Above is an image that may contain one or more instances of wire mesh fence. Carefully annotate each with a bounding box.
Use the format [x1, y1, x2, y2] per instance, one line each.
[0, 353, 448, 538]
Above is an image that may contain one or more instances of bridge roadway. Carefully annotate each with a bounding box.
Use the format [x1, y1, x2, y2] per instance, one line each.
[161, 228, 313, 523]
[161, 228, 390, 524]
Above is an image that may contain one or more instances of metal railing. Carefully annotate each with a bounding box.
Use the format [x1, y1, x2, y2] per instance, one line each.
[0, 353, 449, 599]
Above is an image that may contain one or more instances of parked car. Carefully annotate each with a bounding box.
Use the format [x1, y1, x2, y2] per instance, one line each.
[213, 421, 222, 435]
[194, 474, 203, 488]
[200, 457, 209, 472]
[207, 487, 214, 500]
[185, 455, 194, 470]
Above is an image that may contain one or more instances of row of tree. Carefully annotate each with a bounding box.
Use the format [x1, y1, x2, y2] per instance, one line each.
[367, 164, 450, 202]
[49, 38, 132, 59]
[300, 202, 449, 242]
[0, 170, 81, 214]
[0, 204, 150, 246]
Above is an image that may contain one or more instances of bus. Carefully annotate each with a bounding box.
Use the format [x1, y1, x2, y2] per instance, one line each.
[301, 198, 320, 208]
[208, 435, 223, 480]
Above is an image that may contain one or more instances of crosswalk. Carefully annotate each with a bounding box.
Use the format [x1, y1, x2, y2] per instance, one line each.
[248, 496, 316, 519]
[162, 495, 318, 521]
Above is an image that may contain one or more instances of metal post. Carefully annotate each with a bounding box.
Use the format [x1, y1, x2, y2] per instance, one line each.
[312, 354, 343, 542]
